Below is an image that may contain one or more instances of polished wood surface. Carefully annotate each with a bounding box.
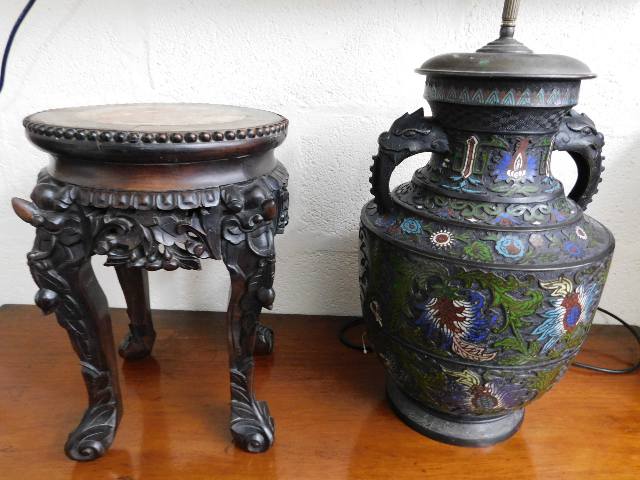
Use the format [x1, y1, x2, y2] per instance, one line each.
[49, 151, 277, 191]
[0, 304, 638, 479]
[24, 104, 288, 165]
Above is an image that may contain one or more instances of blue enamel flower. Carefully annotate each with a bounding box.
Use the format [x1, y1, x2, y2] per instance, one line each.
[434, 207, 457, 219]
[491, 212, 522, 227]
[534, 279, 599, 354]
[495, 235, 526, 259]
[493, 152, 538, 183]
[414, 290, 498, 362]
[375, 215, 397, 229]
[563, 241, 583, 258]
[400, 218, 422, 235]
[440, 370, 529, 415]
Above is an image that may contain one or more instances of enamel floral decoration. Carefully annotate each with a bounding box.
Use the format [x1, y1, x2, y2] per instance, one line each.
[359, 0, 614, 447]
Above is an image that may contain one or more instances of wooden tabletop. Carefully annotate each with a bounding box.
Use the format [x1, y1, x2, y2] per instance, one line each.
[0, 304, 638, 479]
[23, 104, 289, 164]
[26, 104, 284, 132]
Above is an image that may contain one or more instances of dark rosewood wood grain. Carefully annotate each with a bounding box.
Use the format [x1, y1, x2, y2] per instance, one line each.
[223, 243, 277, 452]
[0, 305, 638, 479]
[115, 266, 156, 360]
[11, 191, 123, 461]
[12, 103, 290, 460]
[49, 151, 278, 191]
[24, 103, 289, 164]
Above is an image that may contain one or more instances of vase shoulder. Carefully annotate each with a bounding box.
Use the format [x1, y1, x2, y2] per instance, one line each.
[361, 197, 613, 270]
[393, 181, 582, 230]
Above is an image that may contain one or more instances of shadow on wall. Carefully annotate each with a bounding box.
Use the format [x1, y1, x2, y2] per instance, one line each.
[274, 231, 362, 317]
[590, 131, 640, 322]
[89, 230, 363, 317]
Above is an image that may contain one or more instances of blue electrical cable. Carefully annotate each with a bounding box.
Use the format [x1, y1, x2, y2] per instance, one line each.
[0, 0, 37, 95]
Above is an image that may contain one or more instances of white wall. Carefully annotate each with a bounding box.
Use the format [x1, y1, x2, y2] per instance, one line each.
[1, 0, 638, 324]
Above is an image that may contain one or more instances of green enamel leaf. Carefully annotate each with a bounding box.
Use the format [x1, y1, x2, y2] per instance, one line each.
[483, 136, 510, 149]
[498, 354, 534, 366]
[488, 184, 512, 193]
[458, 272, 544, 355]
[456, 232, 473, 244]
[531, 366, 563, 394]
[528, 341, 541, 356]
[482, 233, 500, 242]
[464, 241, 494, 262]
[493, 337, 523, 350]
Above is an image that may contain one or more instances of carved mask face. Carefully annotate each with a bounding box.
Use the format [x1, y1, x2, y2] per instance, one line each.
[556, 111, 604, 152]
[379, 108, 449, 153]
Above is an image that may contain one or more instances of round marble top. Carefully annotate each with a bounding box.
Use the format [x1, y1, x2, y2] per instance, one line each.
[26, 104, 285, 132]
[23, 103, 288, 164]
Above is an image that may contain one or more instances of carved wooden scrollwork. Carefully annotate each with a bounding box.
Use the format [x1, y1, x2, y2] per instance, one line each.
[12, 172, 121, 461]
[221, 186, 279, 452]
[20, 162, 289, 274]
[13, 161, 289, 458]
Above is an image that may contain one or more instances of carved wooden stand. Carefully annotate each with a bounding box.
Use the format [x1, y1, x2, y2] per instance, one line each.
[12, 104, 289, 460]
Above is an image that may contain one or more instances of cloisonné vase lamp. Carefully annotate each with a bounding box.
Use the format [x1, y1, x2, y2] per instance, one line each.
[359, 0, 614, 445]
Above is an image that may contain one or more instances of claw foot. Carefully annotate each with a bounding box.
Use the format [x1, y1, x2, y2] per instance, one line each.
[254, 323, 274, 356]
[230, 366, 275, 453]
[230, 398, 275, 453]
[64, 404, 119, 461]
[118, 325, 156, 360]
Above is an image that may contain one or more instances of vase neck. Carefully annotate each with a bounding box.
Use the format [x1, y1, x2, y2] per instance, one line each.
[415, 131, 563, 204]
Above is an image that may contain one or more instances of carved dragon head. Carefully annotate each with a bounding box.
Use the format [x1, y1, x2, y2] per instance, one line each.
[554, 110, 604, 156]
[12, 175, 77, 232]
[378, 108, 449, 154]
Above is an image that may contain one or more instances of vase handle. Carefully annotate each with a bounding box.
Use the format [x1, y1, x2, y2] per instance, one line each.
[553, 109, 605, 210]
[370, 108, 449, 214]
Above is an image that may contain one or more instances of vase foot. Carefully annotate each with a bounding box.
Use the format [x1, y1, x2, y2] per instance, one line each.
[386, 378, 524, 447]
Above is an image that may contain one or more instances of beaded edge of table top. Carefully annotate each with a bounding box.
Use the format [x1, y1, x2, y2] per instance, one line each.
[23, 103, 289, 145]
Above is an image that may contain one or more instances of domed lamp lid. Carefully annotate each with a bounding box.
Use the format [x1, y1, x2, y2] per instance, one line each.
[416, 0, 595, 79]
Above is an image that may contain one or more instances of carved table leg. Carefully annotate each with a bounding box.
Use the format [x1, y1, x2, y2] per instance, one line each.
[51, 260, 122, 461]
[222, 232, 277, 453]
[254, 322, 274, 356]
[12, 185, 122, 462]
[115, 266, 156, 360]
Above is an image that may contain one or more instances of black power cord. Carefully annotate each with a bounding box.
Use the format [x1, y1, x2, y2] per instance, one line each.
[572, 307, 640, 374]
[340, 307, 640, 374]
[339, 318, 372, 352]
[0, 0, 37, 95]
